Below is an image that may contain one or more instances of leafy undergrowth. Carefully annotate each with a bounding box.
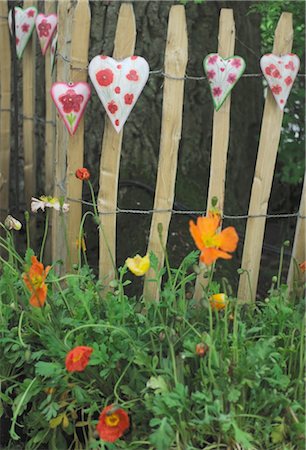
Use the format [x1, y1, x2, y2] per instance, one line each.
[0, 245, 305, 450]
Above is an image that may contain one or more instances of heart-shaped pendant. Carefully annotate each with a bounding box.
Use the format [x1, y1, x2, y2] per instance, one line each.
[51, 82, 91, 136]
[50, 32, 58, 74]
[203, 53, 246, 111]
[88, 55, 150, 132]
[35, 13, 58, 55]
[8, 6, 37, 59]
[260, 53, 300, 110]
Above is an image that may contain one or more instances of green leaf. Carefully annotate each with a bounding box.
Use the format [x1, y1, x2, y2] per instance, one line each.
[228, 388, 241, 403]
[35, 361, 63, 378]
[149, 417, 175, 450]
[147, 376, 168, 394]
[233, 422, 254, 449]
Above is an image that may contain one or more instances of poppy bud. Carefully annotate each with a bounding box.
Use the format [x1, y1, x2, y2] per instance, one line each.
[75, 167, 90, 180]
[196, 342, 209, 357]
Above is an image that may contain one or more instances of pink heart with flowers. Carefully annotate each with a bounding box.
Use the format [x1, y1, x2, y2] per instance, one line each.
[260, 53, 300, 110]
[8, 6, 37, 59]
[88, 55, 150, 133]
[203, 53, 246, 111]
[35, 13, 58, 55]
[51, 82, 91, 136]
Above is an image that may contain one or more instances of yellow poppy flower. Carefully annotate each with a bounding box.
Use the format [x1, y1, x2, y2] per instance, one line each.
[126, 254, 150, 276]
[209, 293, 228, 311]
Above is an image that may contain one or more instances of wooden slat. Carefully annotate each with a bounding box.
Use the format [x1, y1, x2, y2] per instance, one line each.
[51, 0, 73, 267]
[143, 5, 188, 301]
[287, 176, 305, 291]
[66, 0, 91, 270]
[237, 13, 293, 302]
[0, 1, 11, 227]
[98, 3, 136, 284]
[194, 9, 235, 302]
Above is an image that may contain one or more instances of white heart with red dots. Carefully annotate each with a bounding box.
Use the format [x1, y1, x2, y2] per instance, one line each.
[203, 53, 246, 111]
[35, 13, 58, 56]
[51, 82, 91, 136]
[88, 55, 150, 133]
[8, 6, 37, 59]
[260, 53, 300, 110]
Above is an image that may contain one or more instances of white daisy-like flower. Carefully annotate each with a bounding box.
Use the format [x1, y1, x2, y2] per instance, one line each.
[31, 196, 69, 213]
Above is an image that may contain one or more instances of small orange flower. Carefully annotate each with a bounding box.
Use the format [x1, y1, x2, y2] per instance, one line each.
[210, 293, 228, 311]
[22, 256, 50, 307]
[189, 213, 238, 265]
[65, 346, 93, 372]
[196, 342, 209, 357]
[96, 404, 130, 443]
[75, 168, 90, 180]
[299, 261, 306, 273]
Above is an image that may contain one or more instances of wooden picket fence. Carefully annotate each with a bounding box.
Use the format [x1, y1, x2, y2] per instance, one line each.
[0, 1, 304, 303]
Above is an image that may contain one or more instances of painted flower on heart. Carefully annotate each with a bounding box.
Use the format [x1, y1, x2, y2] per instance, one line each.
[126, 69, 139, 81]
[65, 346, 93, 372]
[96, 68, 114, 87]
[59, 89, 84, 114]
[27, 9, 35, 18]
[285, 60, 295, 71]
[271, 85, 282, 95]
[107, 100, 118, 114]
[22, 256, 51, 308]
[227, 73, 237, 84]
[284, 76, 293, 86]
[124, 93, 134, 105]
[75, 167, 90, 180]
[209, 293, 228, 311]
[212, 86, 222, 97]
[126, 254, 150, 276]
[96, 404, 130, 443]
[208, 55, 218, 65]
[21, 23, 30, 33]
[189, 213, 238, 265]
[38, 19, 52, 38]
[265, 64, 276, 76]
[272, 68, 281, 79]
[207, 70, 216, 80]
[231, 58, 241, 69]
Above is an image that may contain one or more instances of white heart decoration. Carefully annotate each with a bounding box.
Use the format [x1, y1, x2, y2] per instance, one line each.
[260, 53, 300, 110]
[50, 32, 58, 74]
[203, 53, 246, 111]
[35, 13, 58, 55]
[88, 55, 150, 132]
[8, 7, 37, 59]
[51, 82, 91, 136]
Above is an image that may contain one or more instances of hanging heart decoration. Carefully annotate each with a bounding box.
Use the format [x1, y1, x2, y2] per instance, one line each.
[88, 55, 150, 133]
[35, 13, 58, 55]
[50, 32, 58, 74]
[51, 82, 91, 136]
[260, 53, 300, 110]
[8, 6, 38, 59]
[203, 53, 246, 111]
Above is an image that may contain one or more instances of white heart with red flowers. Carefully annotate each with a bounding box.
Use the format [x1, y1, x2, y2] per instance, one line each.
[35, 13, 57, 55]
[8, 6, 37, 59]
[260, 53, 300, 110]
[88, 55, 150, 133]
[50, 32, 58, 74]
[51, 82, 91, 136]
[203, 53, 246, 111]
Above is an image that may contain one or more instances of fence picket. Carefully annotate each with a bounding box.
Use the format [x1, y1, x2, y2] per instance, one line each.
[66, 0, 91, 270]
[193, 9, 235, 303]
[98, 3, 136, 284]
[143, 5, 188, 301]
[0, 1, 11, 228]
[237, 13, 293, 302]
[287, 176, 305, 291]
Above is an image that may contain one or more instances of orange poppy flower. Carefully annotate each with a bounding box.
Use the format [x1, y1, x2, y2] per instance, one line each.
[189, 214, 238, 265]
[96, 404, 130, 443]
[65, 346, 93, 372]
[22, 256, 50, 307]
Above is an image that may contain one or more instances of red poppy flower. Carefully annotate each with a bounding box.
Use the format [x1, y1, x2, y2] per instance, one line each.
[22, 256, 51, 307]
[59, 89, 84, 114]
[75, 168, 90, 180]
[124, 93, 134, 105]
[96, 68, 114, 86]
[38, 19, 52, 38]
[107, 100, 118, 114]
[65, 346, 93, 372]
[126, 69, 139, 81]
[96, 405, 130, 443]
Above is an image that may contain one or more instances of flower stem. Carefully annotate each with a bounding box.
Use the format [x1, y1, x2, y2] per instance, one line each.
[39, 209, 49, 262]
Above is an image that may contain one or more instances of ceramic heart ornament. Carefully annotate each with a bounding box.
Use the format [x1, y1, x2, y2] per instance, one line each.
[35, 13, 58, 55]
[203, 53, 246, 111]
[260, 53, 300, 110]
[8, 7, 37, 59]
[88, 55, 150, 132]
[51, 82, 91, 136]
[50, 32, 58, 74]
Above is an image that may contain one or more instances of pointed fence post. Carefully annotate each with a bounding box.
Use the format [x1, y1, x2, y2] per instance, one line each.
[193, 8, 235, 303]
[237, 13, 293, 302]
[0, 1, 11, 230]
[98, 3, 136, 285]
[287, 176, 306, 292]
[66, 0, 91, 270]
[143, 5, 188, 301]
